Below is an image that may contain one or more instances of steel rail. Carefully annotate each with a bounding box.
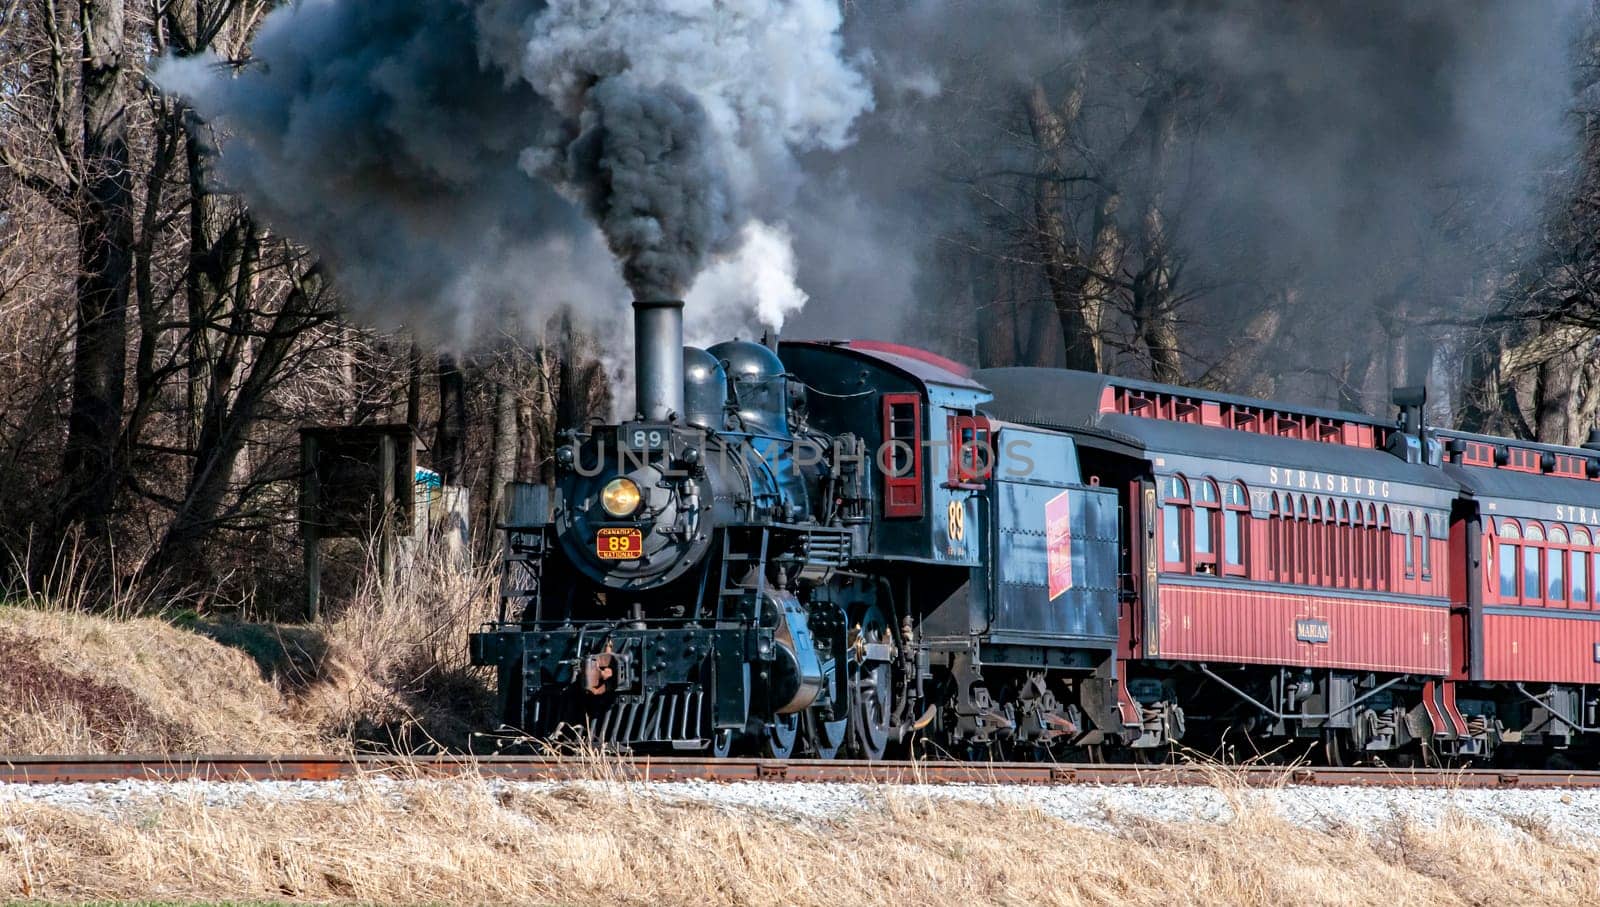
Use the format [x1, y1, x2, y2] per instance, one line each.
[0, 754, 1599, 788]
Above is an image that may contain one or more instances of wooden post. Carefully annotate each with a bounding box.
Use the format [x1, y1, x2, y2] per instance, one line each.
[301, 431, 322, 620]
[378, 433, 397, 583]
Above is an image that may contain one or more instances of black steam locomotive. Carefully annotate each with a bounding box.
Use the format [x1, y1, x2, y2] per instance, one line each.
[469, 300, 1122, 758]
[474, 298, 1600, 767]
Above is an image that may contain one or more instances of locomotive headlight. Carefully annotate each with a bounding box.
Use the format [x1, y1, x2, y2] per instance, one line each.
[600, 477, 643, 517]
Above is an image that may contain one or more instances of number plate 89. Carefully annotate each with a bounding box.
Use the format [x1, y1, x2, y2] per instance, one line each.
[621, 423, 669, 452]
[596, 527, 643, 560]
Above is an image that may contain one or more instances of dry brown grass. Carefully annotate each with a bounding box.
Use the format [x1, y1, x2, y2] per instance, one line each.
[311, 542, 500, 752]
[0, 774, 1595, 905]
[0, 607, 325, 754]
[0, 537, 498, 755]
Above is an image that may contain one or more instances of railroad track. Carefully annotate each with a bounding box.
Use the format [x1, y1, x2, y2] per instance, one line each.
[1, 754, 1599, 788]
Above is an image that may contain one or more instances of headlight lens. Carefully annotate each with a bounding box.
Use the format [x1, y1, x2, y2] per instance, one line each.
[600, 477, 643, 517]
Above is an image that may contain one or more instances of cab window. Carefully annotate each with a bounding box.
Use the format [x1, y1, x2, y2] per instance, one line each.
[948, 414, 992, 486]
[880, 393, 923, 518]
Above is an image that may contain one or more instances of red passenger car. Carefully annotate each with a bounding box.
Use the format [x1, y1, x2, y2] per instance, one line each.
[983, 367, 1600, 763]
[1437, 430, 1600, 752]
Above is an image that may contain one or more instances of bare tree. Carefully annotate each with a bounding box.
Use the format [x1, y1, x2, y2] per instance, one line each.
[56, 0, 133, 543]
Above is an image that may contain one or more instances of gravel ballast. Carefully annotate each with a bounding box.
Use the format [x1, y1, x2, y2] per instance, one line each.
[4, 777, 1599, 840]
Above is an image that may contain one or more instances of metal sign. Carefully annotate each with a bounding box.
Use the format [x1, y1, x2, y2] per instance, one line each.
[1046, 490, 1073, 600]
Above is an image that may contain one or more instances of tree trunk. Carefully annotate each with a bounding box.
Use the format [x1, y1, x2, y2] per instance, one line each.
[57, 0, 132, 541]
[969, 251, 1007, 368]
[406, 341, 423, 429]
[1197, 298, 1285, 398]
[1336, 333, 1382, 414]
[183, 124, 234, 445]
[1129, 87, 1182, 384]
[527, 346, 558, 486]
[1531, 326, 1590, 444]
[1131, 206, 1181, 384]
[487, 375, 519, 541]
[123, 112, 182, 460]
[1024, 81, 1102, 372]
[434, 353, 466, 485]
[142, 266, 326, 583]
[516, 395, 539, 483]
[1081, 190, 1123, 368]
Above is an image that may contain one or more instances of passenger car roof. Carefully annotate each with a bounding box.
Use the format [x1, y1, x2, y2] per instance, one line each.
[977, 366, 1456, 494]
[1445, 463, 1600, 520]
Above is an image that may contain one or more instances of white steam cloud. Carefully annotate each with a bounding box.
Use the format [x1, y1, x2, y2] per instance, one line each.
[685, 221, 809, 345]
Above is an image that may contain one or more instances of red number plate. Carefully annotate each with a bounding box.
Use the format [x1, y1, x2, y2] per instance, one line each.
[596, 527, 643, 560]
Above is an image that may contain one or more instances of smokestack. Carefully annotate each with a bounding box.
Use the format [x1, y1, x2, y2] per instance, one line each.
[634, 299, 684, 422]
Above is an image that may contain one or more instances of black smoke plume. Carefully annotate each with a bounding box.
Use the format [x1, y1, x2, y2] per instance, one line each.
[556, 81, 733, 300]
[155, 0, 872, 341]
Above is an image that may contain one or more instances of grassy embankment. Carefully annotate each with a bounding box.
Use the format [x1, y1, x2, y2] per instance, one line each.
[0, 543, 498, 755]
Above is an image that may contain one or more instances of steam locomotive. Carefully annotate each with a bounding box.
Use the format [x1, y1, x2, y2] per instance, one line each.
[469, 298, 1600, 765]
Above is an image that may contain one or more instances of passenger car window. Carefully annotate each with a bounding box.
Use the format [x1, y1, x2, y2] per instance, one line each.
[1421, 515, 1432, 577]
[1162, 475, 1187, 566]
[1524, 545, 1542, 601]
[1193, 479, 1217, 559]
[1499, 542, 1518, 598]
[1548, 546, 1565, 602]
[1573, 527, 1589, 604]
[1593, 551, 1600, 604]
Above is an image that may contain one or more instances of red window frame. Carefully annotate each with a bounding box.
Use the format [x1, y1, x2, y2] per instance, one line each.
[1161, 475, 1190, 571]
[1370, 504, 1382, 589]
[1378, 506, 1391, 590]
[1324, 498, 1337, 587]
[1192, 479, 1220, 575]
[1353, 505, 1368, 590]
[880, 393, 924, 518]
[1522, 522, 1545, 606]
[1491, 518, 1519, 603]
[1402, 512, 1416, 582]
[1547, 524, 1569, 608]
[1311, 498, 1326, 587]
[1295, 495, 1309, 585]
[1221, 482, 1248, 577]
[1592, 547, 1600, 610]
[946, 414, 993, 488]
[1324, 498, 1337, 586]
[1331, 505, 1344, 588]
[1427, 515, 1440, 585]
[1574, 528, 1593, 610]
[1269, 493, 1284, 582]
